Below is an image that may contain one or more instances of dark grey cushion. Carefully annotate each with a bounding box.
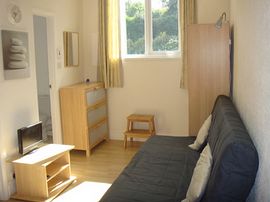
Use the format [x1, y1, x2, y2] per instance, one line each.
[202, 95, 259, 202]
[100, 136, 200, 202]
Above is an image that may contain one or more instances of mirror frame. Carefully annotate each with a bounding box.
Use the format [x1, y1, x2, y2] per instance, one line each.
[63, 31, 79, 67]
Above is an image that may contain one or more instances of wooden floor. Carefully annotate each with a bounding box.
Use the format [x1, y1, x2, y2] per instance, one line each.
[70, 140, 142, 184]
[3, 140, 142, 202]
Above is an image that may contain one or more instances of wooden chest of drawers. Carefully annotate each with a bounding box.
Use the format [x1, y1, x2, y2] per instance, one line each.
[60, 82, 108, 156]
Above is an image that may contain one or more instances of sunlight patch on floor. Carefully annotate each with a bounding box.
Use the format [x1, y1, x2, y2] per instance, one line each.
[53, 181, 111, 202]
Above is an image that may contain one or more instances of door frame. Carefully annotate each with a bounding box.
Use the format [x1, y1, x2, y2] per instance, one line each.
[32, 9, 60, 143]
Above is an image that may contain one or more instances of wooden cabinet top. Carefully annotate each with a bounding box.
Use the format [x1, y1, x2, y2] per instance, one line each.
[13, 144, 74, 165]
[60, 82, 104, 91]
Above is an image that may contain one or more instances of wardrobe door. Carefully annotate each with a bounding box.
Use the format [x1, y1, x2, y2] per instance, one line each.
[188, 23, 230, 135]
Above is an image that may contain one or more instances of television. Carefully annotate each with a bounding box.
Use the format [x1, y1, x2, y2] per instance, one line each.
[18, 122, 43, 155]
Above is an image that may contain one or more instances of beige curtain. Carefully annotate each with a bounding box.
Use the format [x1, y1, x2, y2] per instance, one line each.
[98, 0, 122, 88]
[180, 0, 196, 89]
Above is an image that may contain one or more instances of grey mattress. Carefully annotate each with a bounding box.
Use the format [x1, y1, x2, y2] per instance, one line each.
[100, 135, 199, 202]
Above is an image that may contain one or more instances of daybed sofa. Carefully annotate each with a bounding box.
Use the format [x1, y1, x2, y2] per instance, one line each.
[101, 95, 259, 202]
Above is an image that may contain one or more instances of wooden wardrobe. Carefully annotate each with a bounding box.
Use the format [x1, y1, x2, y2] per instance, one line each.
[188, 23, 230, 135]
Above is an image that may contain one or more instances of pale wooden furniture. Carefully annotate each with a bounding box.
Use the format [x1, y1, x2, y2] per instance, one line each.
[124, 114, 155, 148]
[11, 144, 75, 202]
[188, 23, 230, 135]
[60, 82, 108, 156]
[6, 141, 142, 202]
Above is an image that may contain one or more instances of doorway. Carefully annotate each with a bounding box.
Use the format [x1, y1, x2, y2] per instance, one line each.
[33, 15, 53, 143]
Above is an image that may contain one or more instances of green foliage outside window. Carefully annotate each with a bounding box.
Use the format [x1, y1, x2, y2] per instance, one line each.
[126, 0, 179, 54]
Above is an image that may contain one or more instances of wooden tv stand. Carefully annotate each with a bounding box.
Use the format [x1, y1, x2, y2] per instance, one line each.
[11, 144, 76, 202]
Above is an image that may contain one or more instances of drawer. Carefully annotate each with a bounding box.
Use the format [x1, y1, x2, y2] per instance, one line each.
[86, 88, 106, 105]
[89, 122, 108, 146]
[88, 104, 107, 127]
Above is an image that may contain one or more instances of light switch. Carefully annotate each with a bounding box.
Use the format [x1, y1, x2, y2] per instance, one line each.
[56, 48, 62, 59]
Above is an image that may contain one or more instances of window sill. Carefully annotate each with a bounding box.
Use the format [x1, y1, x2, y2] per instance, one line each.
[122, 55, 181, 62]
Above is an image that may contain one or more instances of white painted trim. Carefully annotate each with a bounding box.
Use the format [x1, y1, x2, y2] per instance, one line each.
[0, 153, 9, 200]
[46, 17, 60, 144]
[120, 0, 127, 56]
[122, 55, 181, 61]
[32, 9, 54, 17]
[32, 10, 61, 144]
[145, 0, 151, 54]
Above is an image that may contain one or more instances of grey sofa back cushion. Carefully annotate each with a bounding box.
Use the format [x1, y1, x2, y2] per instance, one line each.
[202, 95, 259, 202]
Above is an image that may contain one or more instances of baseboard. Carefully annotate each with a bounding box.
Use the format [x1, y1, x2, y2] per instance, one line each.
[109, 132, 189, 141]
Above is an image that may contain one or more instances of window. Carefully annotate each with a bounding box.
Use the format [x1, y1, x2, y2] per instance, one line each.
[121, 0, 180, 57]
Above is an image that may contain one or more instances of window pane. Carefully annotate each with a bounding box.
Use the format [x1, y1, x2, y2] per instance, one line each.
[125, 0, 145, 54]
[152, 0, 179, 51]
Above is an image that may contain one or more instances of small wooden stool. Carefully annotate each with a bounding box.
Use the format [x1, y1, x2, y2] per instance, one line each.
[124, 114, 156, 148]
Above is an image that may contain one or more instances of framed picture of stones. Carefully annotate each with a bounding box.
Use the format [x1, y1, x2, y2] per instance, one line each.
[1, 30, 30, 80]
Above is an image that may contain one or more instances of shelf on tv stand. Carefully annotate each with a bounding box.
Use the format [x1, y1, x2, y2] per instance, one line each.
[11, 144, 76, 202]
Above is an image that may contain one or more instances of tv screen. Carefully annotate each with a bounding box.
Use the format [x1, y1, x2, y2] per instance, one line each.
[18, 122, 43, 155]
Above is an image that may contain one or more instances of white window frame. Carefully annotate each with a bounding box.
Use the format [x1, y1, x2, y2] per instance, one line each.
[120, 0, 181, 59]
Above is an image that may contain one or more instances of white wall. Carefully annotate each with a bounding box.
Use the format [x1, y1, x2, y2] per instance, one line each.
[83, 0, 230, 139]
[230, 1, 270, 201]
[0, 0, 83, 199]
[82, 0, 99, 82]
[108, 59, 188, 139]
[196, 0, 230, 23]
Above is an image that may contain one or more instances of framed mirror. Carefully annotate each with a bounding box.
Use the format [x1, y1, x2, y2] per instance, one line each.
[63, 31, 79, 67]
